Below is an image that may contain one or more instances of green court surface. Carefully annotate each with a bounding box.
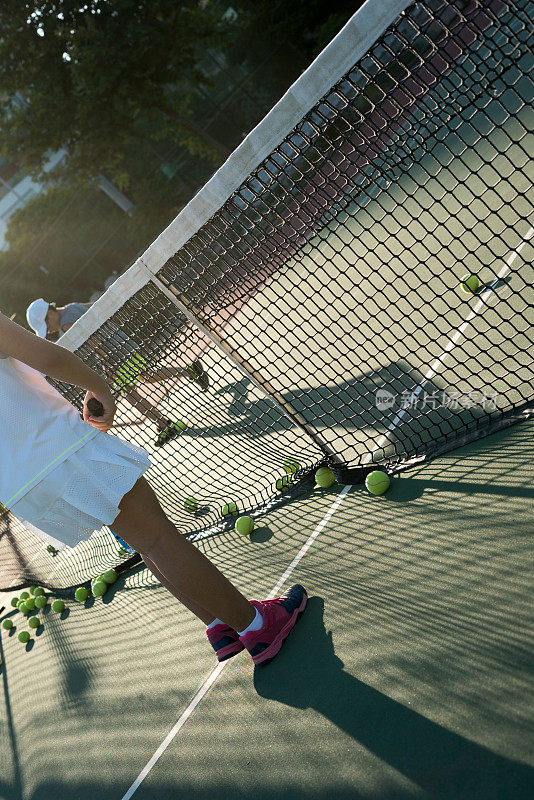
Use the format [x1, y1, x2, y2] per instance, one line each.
[0, 420, 532, 799]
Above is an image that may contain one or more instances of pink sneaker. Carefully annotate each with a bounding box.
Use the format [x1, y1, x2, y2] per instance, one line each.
[240, 584, 308, 665]
[206, 623, 244, 662]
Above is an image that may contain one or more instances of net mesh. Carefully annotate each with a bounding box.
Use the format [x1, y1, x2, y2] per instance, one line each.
[1, 0, 532, 593]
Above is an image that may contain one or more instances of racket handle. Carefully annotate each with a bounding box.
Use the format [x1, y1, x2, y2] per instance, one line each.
[87, 398, 104, 417]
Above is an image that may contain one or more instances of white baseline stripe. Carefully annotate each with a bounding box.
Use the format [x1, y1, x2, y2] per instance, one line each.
[364, 223, 534, 464]
[120, 484, 352, 800]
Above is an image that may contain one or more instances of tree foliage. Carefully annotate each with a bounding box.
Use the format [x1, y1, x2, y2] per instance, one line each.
[0, 0, 230, 188]
[0, 183, 140, 319]
[229, 0, 357, 62]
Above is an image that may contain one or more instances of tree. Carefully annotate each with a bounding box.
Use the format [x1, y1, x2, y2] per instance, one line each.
[0, 183, 141, 321]
[229, 0, 357, 63]
[0, 0, 232, 190]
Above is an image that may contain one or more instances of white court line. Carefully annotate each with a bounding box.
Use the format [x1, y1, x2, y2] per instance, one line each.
[363, 224, 534, 465]
[120, 484, 352, 800]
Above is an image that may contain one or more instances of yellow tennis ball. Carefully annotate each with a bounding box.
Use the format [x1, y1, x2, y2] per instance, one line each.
[365, 471, 390, 495]
[275, 475, 291, 492]
[221, 502, 238, 518]
[235, 516, 254, 536]
[315, 467, 335, 488]
[460, 274, 480, 294]
[183, 497, 198, 513]
[102, 569, 118, 584]
[92, 581, 108, 597]
[283, 458, 301, 475]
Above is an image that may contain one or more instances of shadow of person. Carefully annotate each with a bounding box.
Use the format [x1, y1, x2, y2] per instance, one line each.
[254, 598, 533, 800]
[215, 377, 252, 416]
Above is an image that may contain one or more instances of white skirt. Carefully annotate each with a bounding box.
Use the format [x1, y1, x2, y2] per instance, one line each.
[10, 432, 151, 550]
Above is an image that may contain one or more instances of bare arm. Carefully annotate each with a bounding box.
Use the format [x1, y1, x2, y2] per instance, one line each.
[0, 312, 115, 431]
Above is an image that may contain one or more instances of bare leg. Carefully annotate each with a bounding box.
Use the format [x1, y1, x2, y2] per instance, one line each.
[123, 388, 169, 428]
[142, 553, 215, 626]
[111, 477, 255, 632]
[141, 366, 187, 384]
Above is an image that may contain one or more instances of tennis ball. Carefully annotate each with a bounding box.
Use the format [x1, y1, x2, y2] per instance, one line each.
[460, 274, 480, 294]
[92, 581, 108, 597]
[33, 587, 45, 597]
[18, 602, 28, 614]
[184, 497, 198, 513]
[34, 596, 47, 609]
[10, 597, 18, 608]
[315, 467, 335, 488]
[221, 502, 239, 518]
[283, 458, 301, 474]
[275, 475, 291, 492]
[29, 586, 37, 595]
[2, 619, 13, 630]
[365, 470, 391, 495]
[28, 616, 40, 629]
[19, 592, 30, 600]
[52, 599, 65, 613]
[25, 597, 36, 611]
[18, 631, 30, 643]
[235, 516, 254, 536]
[75, 587, 89, 602]
[102, 569, 118, 584]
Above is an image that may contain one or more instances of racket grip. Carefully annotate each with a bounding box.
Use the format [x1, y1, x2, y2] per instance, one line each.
[87, 398, 104, 417]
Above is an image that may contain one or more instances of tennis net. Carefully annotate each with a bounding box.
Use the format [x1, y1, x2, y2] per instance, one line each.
[1, 0, 532, 593]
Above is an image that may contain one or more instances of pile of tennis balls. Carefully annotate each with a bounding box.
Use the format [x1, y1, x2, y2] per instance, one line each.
[314, 465, 392, 496]
[3, 568, 121, 647]
[178, 456, 393, 544]
[3, 585, 49, 644]
[74, 568, 118, 601]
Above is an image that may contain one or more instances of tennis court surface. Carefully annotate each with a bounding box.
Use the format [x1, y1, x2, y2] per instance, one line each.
[0, 421, 532, 799]
[0, 0, 532, 797]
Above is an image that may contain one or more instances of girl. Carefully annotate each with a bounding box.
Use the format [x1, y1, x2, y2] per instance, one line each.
[0, 311, 307, 665]
[26, 297, 210, 447]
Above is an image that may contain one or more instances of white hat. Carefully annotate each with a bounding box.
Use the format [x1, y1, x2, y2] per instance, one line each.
[26, 298, 50, 338]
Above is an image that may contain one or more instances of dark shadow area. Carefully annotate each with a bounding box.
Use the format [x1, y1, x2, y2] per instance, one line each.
[200, 360, 513, 472]
[0, 633, 23, 800]
[250, 525, 275, 543]
[483, 275, 513, 292]
[27, 783, 388, 800]
[254, 597, 534, 800]
[388, 476, 534, 503]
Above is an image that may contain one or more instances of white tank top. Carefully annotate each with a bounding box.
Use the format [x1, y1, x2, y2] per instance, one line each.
[0, 355, 99, 508]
